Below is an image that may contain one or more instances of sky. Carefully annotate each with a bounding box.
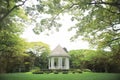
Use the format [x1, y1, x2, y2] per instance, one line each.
[21, 0, 90, 51]
[21, 14, 90, 51]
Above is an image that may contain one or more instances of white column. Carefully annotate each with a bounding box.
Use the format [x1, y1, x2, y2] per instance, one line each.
[65, 58, 69, 69]
[58, 57, 60, 69]
[58, 57, 62, 69]
[60, 57, 62, 69]
[57, 57, 59, 69]
[51, 57, 54, 69]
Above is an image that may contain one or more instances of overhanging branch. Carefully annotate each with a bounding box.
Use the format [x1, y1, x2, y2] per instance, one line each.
[108, 37, 120, 45]
[88, 1, 120, 6]
[111, 24, 120, 32]
[88, 1, 120, 15]
[112, 27, 120, 32]
[0, 0, 27, 22]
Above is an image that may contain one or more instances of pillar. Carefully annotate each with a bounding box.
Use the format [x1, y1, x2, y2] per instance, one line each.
[51, 57, 54, 69]
[65, 58, 69, 69]
[58, 57, 62, 69]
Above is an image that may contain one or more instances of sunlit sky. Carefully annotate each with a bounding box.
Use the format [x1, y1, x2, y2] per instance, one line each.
[21, 14, 89, 51]
[21, 0, 90, 51]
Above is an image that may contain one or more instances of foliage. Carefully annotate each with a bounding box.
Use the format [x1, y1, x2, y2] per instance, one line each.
[26, 42, 50, 69]
[27, 42, 50, 56]
[53, 70, 59, 74]
[24, 0, 120, 67]
[69, 49, 120, 72]
[69, 49, 96, 69]
[31, 67, 43, 74]
[32, 71, 44, 74]
[0, 0, 27, 22]
[26, 0, 120, 50]
[0, 0, 28, 73]
[62, 71, 69, 74]
[82, 69, 92, 72]
[0, 31, 28, 73]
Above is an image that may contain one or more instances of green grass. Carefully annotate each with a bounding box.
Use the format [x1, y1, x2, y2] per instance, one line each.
[0, 72, 120, 80]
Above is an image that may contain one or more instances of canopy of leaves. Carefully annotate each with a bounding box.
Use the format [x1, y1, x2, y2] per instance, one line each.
[69, 49, 118, 72]
[26, 42, 50, 56]
[26, 0, 120, 52]
[26, 42, 50, 69]
[0, 0, 28, 73]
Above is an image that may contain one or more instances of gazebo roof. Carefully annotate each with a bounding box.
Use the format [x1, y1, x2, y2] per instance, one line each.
[49, 45, 70, 57]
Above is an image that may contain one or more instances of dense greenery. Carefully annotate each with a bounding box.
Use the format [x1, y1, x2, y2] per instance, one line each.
[0, 0, 28, 73]
[0, 72, 120, 80]
[0, 0, 51, 73]
[26, 42, 50, 69]
[0, 5, 50, 72]
[69, 49, 119, 73]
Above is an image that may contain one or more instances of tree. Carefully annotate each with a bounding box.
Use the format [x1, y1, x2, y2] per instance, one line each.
[26, 0, 120, 72]
[69, 49, 96, 69]
[0, 34, 28, 73]
[26, 42, 50, 69]
[25, 0, 120, 50]
[0, 0, 28, 73]
[88, 50, 111, 72]
[69, 49, 112, 72]
[0, 0, 27, 22]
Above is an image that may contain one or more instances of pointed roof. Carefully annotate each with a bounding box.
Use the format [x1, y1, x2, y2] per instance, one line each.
[49, 45, 70, 57]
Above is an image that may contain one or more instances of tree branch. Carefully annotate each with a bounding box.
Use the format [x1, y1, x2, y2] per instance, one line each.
[69, 3, 79, 9]
[0, 0, 27, 22]
[88, 1, 120, 6]
[105, 8, 120, 15]
[111, 38, 120, 42]
[112, 26, 120, 32]
[108, 37, 120, 49]
[6, 0, 10, 9]
[90, 1, 120, 15]
[108, 37, 120, 45]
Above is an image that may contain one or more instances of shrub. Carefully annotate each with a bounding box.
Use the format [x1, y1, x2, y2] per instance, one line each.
[62, 71, 69, 74]
[44, 71, 51, 74]
[31, 67, 44, 74]
[32, 71, 44, 74]
[30, 67, 40, 73]
[70, 69, 82, 74]
[82, 69, 91, 72]
[72, 71, 75, 74]
[76, 69, 82, 73]
[68, 69, 74, 74]
[53, 71, 59, 74]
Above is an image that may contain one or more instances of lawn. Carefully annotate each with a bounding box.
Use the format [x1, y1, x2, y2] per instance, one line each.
[0, 72, 120, 80]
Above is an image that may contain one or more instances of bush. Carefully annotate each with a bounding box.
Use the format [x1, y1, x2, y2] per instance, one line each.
[32, 71, 44, 74]
[76, 69, 82, 73]
[62, 71, 69, 74]
[82, 69, 91, 72]
[44, 71, 51, 74]
[30, 67, 40, 73]
[69, 69, 82, 74]
[31, 67, 44, 74]
[53, 71, 59, 74]
[72, 71, 76, 74]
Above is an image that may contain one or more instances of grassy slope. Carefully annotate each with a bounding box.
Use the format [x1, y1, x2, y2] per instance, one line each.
[0, 72, 120, 80]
